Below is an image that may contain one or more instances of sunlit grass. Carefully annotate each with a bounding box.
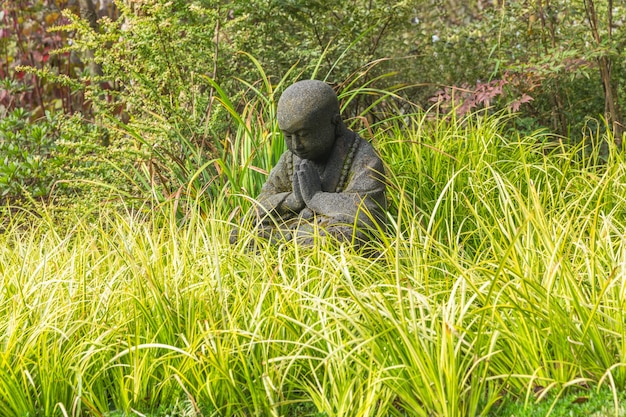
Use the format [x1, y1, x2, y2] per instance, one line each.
[1, 111, 626, 416]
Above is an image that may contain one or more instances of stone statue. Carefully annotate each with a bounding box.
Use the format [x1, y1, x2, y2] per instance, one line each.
[234, 80, 387, 247]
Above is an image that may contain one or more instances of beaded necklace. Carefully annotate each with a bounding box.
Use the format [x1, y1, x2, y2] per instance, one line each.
[336, 132, 359, 192]
[287, 132, 360, 192]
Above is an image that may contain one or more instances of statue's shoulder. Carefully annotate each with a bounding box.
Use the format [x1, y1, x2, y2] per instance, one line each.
[352, 133, 383, 165]
[264, 150, 296, 186]
[269, 149, 294, 171]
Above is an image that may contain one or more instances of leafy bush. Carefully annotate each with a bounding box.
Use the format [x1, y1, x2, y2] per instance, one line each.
[414, 0, 624, 141]
[0, 0, 125, 203]
[4, 0, 625, 205]
[0, 108, 62, 201]
[0, 0, 91, 117]
[0, 107, 141, 205]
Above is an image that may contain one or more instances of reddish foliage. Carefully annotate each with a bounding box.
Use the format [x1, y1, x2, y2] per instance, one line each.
[0, 0, 109, 118]
[430, 70, 543, 117]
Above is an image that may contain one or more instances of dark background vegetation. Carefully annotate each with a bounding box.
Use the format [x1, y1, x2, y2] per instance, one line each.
[1, 0, 624, 205]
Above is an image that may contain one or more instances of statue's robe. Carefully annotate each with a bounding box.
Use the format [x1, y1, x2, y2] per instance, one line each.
[253, 131, 387, 245]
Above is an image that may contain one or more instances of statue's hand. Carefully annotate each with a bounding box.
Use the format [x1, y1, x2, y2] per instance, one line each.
[296, 159, 322, 204]
[284, 184, 305, 212]
[291, 171, 304, 206]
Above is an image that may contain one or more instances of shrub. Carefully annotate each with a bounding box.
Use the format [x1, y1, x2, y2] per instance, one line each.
[413, 0, 624, 141]
[0, 0, 89, 117]
[6, 0, 625, 206]
[0, 108, 62, 202]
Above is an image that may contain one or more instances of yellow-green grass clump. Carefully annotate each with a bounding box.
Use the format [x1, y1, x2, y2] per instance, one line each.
[1, 112, 625, 416]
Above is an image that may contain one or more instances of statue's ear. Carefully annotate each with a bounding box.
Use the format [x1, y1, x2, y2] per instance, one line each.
[331, 113, 341, 126]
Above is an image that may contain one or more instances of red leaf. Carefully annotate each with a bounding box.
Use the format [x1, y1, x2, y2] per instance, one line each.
[31, 50, 43, 63]
[510, 94, 534, 112]
[520, 94, 533, 104]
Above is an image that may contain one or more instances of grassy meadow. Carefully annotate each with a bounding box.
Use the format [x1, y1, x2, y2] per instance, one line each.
[1, 110, 626, 416]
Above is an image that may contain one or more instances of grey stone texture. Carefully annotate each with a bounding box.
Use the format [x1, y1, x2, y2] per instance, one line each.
[240, 80, 387, 246]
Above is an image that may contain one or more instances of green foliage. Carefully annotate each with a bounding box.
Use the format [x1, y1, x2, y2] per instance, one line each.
[81, 0, 225, 139]
[2, 111, 626, 416]
[0, 107, 142, 205]
[414, 0, 625, 139]
[48, 1, 240, 207]
[0, 0, 129, 203]
[3, 2, 626, 415]
[491, 387, 626, 417]
[230, 0, 412, 82]
[53, 113, 144, 198]
[0, 108, 62, 201]
[5, 0, 625, 205]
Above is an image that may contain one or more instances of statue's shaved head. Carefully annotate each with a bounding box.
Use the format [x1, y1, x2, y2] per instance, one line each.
[277, 80, 340, 129]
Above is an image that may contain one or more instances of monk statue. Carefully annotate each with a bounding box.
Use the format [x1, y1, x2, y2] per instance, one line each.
[234, 79, 387, 247]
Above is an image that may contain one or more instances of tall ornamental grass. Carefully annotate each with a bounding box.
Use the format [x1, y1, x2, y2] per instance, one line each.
[1, 111, 625, 416]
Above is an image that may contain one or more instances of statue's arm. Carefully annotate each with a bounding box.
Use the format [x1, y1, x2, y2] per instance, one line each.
[255, 153, 304, 219]
[306, 154, 386, 226]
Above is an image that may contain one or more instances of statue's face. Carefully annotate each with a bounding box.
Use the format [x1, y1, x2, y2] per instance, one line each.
[280, 110, 337, 162]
